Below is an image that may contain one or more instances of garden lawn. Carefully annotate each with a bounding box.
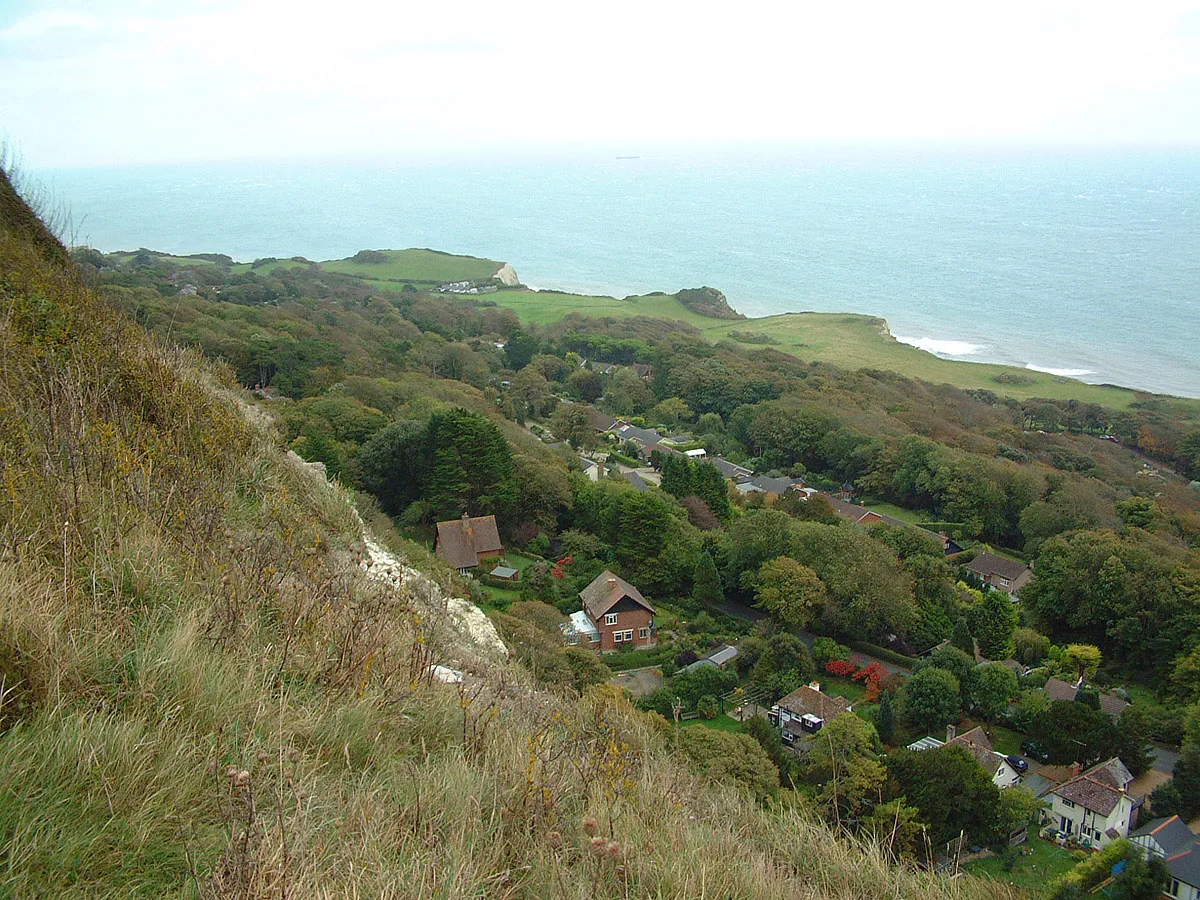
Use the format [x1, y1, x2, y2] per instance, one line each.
[986, 723, 1025, 757]
[821, 676, 866, 704]
[963, 838, 1084, 898]
[682, 713, 743, 733]
[475, 551, 540, 610]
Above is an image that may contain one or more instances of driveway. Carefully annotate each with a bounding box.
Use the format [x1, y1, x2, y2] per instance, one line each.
[1150, 744, 1180, 775]
[611, 666, 663, 698]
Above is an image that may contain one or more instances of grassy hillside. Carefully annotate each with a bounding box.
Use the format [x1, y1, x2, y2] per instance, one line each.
[1, 171, 1022, 897]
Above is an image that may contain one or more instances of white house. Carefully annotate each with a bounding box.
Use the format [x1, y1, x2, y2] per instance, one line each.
[907, 726, 1020, 789]
[1131, 816, 1200, 900]
[1041, 758, 1138, 849]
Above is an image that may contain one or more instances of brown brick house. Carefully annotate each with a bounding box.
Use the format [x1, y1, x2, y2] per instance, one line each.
[435, 514, 503, 574]
[579, 570, 656, 652]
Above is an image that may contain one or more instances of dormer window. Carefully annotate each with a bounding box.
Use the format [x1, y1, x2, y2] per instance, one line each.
[605, 613, 618, 625]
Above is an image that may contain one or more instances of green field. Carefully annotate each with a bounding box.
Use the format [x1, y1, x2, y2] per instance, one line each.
[486, 288, 722, 329]
[322, 248, 504, 285]
[963, 838, 1083, 898]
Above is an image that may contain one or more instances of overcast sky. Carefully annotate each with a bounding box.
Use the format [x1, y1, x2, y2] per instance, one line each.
[3, 0, 1200, 168]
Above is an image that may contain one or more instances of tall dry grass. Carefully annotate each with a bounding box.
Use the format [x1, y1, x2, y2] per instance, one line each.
[0, 167, 1018, 898]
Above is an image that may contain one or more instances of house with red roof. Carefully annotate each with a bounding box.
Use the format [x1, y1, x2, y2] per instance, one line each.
[577, 570, 655, 652]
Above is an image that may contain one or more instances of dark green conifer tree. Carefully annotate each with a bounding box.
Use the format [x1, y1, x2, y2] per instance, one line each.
[691, 550, 724, 611]
[951, 617, 975, 656]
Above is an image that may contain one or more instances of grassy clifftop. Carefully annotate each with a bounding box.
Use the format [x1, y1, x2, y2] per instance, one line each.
[0, 172, 1018, 898]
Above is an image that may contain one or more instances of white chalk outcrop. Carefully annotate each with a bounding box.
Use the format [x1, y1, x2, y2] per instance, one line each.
[493, 262, 520, 286]
[358, 529, 507, 660]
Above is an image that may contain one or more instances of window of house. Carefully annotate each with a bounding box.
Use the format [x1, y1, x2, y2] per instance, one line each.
[999, 576, 1011, 586]
[1061, 799, 1075, 808]
[613, 630, 624, 643]
[605, 613, 618, 625]
[638, 627, 649, 639]
[622, 630, 633, 642]
[1169, 879, 1180, 898]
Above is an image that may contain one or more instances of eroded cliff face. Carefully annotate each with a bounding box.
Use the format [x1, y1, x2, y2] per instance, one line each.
[282, 450, 506, 665]
[493, 262, 520, 286]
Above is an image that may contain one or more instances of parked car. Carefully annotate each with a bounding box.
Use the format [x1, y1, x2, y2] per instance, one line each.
[1021, 740, 1051, 763]
[1006, 754, 1029, 773]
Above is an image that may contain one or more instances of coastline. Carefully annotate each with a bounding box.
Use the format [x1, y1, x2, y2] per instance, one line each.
[511, 273, 1192, 400]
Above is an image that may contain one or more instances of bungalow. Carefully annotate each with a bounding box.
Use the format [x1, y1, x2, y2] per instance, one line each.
[907, 725, 1020, 789]
[613, 423, 661, 445]
[623, 471, 649, 492]
[709, 457, 753, 480]
[580, 457, 602, 481]
[642, 441, 684, 462]
[579, 571, 656, 652]
[584, 407, 618, 433]
[684, 448, 708, 460]
[434, 514, 504, 574]
[735, 474, 800, 502]
[1043, 676, 1129, 719]
[768, 682, 852, 743]
[630, 363, 653, 380]
[661, 433, 695, 447]
[966, 552, 1032, 596]
[1131, 816, 1200, 900]
[1041, 757, 1138, 849]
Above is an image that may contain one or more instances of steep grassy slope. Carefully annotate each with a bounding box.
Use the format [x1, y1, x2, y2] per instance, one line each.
[0, 169, 1017, 898]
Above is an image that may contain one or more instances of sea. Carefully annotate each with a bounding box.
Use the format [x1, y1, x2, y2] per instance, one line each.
[34, 146, 1200, 398]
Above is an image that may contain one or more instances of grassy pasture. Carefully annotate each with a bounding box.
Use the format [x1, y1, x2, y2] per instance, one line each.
[700, 313, 1162, 410]
[486, 288, 720, 329]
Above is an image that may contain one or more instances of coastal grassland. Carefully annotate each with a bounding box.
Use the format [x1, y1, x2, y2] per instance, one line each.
[3, 168, 1019, 898]
[321, 248, 503, 284]
[487, 281, 1197, 410]
[699, 313, 1178, 410]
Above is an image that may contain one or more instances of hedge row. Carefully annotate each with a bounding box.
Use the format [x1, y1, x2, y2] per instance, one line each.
[847, 640, 917, 671]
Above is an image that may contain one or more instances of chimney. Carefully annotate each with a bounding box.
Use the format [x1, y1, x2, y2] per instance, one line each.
[1070, 762, 1082, 778]
[808, 681, 821, 693]
[946, 724, 957, 742]
[607, 577, 617, 588]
